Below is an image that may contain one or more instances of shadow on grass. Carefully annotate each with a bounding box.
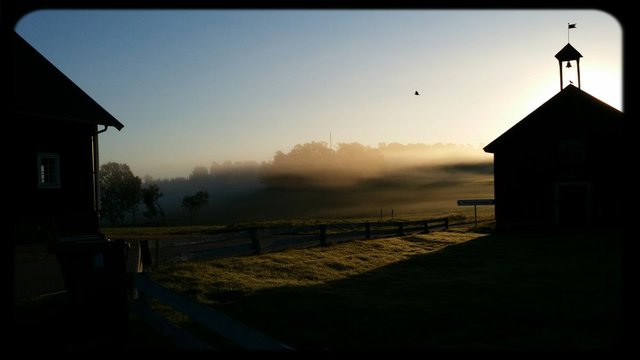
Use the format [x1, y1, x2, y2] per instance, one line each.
[12, 292, 176, 351]
[208, 229, 624, 352]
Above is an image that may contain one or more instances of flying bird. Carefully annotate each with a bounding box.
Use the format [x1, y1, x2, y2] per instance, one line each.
[414, 91, 419, 95]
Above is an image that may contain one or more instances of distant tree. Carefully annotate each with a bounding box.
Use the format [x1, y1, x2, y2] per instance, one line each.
[260, 142, 335, 187]
[260, 141, 387, 188]
[335, 142, 385, 176]
[125, 175, 142, 225]
[189, 166, 210, 180]
[210, 161, 222, 178]
[211, 160, 260, 182]
[100, 162, 142, 226]
[181, 190, 209, 224]
[142, 183, 165, 223]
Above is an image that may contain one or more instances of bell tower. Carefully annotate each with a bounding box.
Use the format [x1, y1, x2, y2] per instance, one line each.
[554, 23, 582, 91]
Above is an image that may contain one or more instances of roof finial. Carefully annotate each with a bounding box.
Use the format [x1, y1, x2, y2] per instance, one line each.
[568, 23, 576, 43]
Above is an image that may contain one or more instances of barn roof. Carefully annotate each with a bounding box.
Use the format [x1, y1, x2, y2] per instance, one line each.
[12, 31, 124, 131]
[483, 84, 623, 153]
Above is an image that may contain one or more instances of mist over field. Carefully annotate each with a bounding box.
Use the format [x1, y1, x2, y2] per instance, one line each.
[134, 142, 493, 225]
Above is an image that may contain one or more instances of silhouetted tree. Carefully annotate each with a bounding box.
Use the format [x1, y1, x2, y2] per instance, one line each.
[259, 141, 388, 188]
[210, 161, 222, 178]
[335, 142, 385, 177]
[260, 141, 335, 187]
[189, 166, 210, 180]
[211, 160, 260, 182]
[125, 176, 142, 225]
[100, 162, 142, 226]
[142, 183, 164, 223]
[182, 190, 209, 224]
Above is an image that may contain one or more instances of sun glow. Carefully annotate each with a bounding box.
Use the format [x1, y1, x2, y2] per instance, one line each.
[581, 67, 623, 111]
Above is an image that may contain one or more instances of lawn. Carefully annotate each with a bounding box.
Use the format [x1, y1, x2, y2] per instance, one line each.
[150, 227, 624, 351]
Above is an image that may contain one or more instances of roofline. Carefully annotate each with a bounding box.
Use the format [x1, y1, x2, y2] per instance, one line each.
[13, 31, 125, 131]
[14, 110, 124, 131]
[483, 85, 623, 154]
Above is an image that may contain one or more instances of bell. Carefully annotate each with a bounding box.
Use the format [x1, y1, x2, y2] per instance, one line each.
[566, 61, 572, 68]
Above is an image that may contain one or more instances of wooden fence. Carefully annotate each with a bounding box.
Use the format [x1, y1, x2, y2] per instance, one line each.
[130, 217, 448, 350]
[138, 217, 449, 267]
[132, 273, 294, 351]
[132, 218, 449, 351]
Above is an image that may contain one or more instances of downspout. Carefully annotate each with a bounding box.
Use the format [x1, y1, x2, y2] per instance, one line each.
[93, 125, 109, 231]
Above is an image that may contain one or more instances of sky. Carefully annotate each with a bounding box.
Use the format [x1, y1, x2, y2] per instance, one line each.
[14, 9, 623, 179]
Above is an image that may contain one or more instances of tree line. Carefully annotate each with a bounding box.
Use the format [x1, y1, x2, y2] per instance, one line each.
[99, 162, 209, 226]
[99, 141, 491, 226]
[151, 141, 488, 188]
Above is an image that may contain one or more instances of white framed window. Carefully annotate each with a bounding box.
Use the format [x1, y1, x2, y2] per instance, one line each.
[38, 153, 60, 188]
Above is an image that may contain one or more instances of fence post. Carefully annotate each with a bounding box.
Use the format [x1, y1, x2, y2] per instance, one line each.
[474, 205, 478, 227]
[140, 240, 152, 272]
[424, 220, 429, 233]
[135, 273, 149, 306]
[365, 222, 371, 239]
[251, 228, 262, 254]
[154, 240, 159, 268]
[444, 217, 449, 230]
[319, 225, 327, 246]
[398, 222, 404, 236]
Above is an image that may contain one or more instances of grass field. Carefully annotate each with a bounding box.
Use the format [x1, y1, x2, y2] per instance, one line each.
[102, 205, 495, 238]
[106, 162, 495, 226]
[150, 226, 624, 351]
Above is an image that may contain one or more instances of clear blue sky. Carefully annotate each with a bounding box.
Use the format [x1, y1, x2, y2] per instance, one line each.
[15, 9, 623, 179]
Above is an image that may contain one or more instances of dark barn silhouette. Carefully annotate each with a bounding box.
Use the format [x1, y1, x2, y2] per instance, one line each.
[11, 31, 124, 243]
[483, 39, 625, 231]
[484, 84, 623, 230]
[10, 30, 131, 348]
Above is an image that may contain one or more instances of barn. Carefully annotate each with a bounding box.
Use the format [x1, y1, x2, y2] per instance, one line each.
[11, 31, 124, 243]
[483, 72, 624, 230]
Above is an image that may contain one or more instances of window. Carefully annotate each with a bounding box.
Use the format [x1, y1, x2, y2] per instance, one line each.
[38, 153, 60, 188]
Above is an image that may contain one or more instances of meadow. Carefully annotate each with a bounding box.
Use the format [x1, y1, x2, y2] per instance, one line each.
[148, 226, 624, 351]
[102, 156, 622, 351]
[127, 157, 494, 226]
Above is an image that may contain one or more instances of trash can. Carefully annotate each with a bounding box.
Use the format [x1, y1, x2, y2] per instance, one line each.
[54, 235, 130, 344]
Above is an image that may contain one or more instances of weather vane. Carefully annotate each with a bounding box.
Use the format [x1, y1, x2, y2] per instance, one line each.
[568, 23, 576, 43]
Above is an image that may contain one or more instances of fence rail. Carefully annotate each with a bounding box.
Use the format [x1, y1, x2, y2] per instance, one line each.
[133, 273, 294, 351]
[130, 217, 450, 349]
[136, 217, 449, 268]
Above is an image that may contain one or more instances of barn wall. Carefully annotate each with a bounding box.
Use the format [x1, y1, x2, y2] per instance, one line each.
[491, 106, 623, 230]
[12, 115, 99, 242]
